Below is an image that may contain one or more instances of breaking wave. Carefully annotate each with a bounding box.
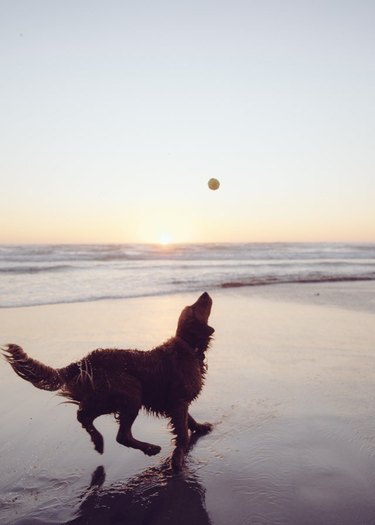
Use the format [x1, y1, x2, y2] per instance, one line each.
[1, 243, 374, 308]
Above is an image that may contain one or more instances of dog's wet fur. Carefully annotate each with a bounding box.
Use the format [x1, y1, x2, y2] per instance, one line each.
[2, 292, 214, 470]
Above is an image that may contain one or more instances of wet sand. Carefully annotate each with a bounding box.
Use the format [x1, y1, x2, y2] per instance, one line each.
[1, 283, 375, 524]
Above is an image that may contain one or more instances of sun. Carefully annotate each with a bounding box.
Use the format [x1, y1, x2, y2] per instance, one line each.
[158, 233, 172, 246]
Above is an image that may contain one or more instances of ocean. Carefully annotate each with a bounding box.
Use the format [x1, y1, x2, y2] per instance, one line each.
[0, 243, 374, 308]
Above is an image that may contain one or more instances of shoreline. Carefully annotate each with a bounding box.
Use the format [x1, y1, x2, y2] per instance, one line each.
[1, 278, 374, 313]
[1, 283, 375, 524]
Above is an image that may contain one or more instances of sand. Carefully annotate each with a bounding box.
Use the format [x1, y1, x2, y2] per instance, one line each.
[1, 283, 375, 524]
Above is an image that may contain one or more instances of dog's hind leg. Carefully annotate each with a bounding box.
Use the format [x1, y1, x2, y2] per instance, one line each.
[116, 405, 161, 457]
[77, 407, 104, 454]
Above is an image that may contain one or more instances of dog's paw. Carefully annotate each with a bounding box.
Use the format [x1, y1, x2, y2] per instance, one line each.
[93, 435, 104, 454]
[193, 422, 213, 435]
[143, 444, 161, 456]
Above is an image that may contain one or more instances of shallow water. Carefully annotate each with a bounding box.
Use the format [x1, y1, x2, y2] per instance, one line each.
[1, 288, 375, 524]
[1, 243, 374, 308]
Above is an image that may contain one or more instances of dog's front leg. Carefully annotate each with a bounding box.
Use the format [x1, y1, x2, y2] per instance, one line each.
[188, 413, 213, 435]
[169, 403, 189, 471]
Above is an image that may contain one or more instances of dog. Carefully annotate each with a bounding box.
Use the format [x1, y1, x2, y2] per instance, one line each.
[2, 292, 214, 470]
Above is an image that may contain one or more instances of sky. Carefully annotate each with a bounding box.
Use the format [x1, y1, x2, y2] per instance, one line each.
[1, 0, 374, 244]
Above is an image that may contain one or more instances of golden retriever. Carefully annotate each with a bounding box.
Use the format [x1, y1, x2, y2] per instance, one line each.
[3, 292, 214, 470]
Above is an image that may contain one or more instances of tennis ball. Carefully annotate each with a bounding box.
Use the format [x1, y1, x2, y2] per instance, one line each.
[208, 178, 220, 190]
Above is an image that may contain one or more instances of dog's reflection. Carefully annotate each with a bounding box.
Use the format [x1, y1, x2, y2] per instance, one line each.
[69, 436, 212, 525]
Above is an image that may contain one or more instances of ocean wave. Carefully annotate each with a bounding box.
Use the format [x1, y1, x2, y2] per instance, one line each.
[1, 242, 375, 263]
[1, 273, 375, 308]
[0, 264, 74, 275]
[220, 274, 375, 289]
[0, 289, 180, 309]
[1, 243, 375, 308]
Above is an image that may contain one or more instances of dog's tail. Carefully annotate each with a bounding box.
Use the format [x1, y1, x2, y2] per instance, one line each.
[2, 344, 63, 391]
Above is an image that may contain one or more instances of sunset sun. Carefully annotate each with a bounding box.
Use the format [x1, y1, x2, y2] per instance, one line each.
[158, 233, 172, 246]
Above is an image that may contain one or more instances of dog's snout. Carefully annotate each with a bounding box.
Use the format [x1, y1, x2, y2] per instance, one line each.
[195, 292, 212, 312]
[198, 292, 211, 304]
[191, 292, 212, 325]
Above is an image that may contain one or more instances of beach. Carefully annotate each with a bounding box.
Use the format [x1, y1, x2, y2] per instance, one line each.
[1, 282, 375, 524]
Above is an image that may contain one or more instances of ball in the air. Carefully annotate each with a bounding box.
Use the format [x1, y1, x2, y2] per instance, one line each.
[208, 178, 220, 191]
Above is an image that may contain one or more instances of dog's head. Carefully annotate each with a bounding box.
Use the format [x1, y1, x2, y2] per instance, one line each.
[176, 292, 214, 352]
